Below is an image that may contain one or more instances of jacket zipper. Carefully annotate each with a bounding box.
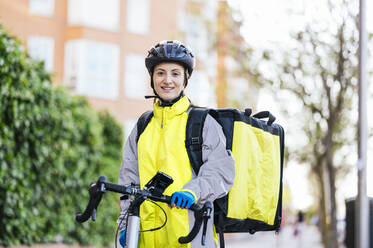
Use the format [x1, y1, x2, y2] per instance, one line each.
[161, 108, 165, 128]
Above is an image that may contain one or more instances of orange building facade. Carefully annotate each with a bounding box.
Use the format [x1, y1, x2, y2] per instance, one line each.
[0, 0, 220, 136]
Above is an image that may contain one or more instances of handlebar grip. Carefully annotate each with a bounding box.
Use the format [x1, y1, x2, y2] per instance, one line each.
[75, 178, 106, 223]
[75, 195, 98, 223]
[76, 213, 89, 223]
[178, 216, 203, 244]
[105, 182, 129, 194]
[189, 203, 200, 212]
[178, 201, 213, 244]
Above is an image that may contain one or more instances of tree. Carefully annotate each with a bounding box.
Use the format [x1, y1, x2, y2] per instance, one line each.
[216, 1, 260, 109]
[0, 25, 123, 246]
[240, 1, 366, 247]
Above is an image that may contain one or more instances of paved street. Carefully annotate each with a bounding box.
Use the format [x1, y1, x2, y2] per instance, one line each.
[224, 224, 323, 248]
[3, 225, 323, 248]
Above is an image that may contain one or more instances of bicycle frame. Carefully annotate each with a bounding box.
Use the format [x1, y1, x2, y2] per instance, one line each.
[126, 214, 140, 247]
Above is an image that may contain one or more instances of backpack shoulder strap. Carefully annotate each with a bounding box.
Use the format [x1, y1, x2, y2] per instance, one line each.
[136, 110, 154, 142]
[185, 108, 209, 176]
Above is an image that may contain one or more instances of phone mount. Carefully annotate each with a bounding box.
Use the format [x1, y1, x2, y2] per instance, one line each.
[144, 171, 174, 196]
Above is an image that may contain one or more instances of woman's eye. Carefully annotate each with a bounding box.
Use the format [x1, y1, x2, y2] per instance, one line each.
[156, 71, 164, 76]
[173, 73, 180, 77]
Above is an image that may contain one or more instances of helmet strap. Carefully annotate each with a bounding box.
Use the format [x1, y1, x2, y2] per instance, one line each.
[158, 91, 184, 107]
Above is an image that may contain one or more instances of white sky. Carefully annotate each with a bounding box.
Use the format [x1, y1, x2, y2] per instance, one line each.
[229, 0, 373, 46]
[227, 0, 373, 212]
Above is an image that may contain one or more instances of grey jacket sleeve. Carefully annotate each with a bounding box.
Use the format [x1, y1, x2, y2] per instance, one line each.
[117, 125, 139, 230]
[183, 114, 235, 204]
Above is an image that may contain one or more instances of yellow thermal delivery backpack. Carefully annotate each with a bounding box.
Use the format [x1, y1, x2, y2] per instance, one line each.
[137, 107, 285, 246]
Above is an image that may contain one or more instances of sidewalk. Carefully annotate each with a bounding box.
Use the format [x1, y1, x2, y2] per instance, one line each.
[224, 224, 323, 248]
[1, 225, 323, 248]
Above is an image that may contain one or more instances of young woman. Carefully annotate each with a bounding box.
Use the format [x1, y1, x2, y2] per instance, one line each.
[117, 40, 235, 248]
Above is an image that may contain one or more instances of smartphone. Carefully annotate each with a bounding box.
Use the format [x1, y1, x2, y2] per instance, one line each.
[145, 171, 174, 196]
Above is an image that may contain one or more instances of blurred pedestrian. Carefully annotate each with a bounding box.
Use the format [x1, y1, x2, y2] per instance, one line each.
[293, 210, 305, 246]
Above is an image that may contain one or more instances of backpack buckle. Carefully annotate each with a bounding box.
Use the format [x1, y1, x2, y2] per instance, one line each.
[191, 137, 200, 144]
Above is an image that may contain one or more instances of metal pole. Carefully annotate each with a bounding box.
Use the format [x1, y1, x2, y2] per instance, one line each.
[356, 0, 369, 246]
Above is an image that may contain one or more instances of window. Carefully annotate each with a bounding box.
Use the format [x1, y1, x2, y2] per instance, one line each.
[185, 70, 214, 107]
[29, 0, 55, 17]
[180, 13, 208, 62]
[64, 39, 120, 99]
[27, 36, 54, 72]
[203, 0, 217, 21]
[68, 0, 120, 31]
[126, 0, 150, 34]
[124, 54, 149, 99]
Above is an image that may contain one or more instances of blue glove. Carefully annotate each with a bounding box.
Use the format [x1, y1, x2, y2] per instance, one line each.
[171, 191, 196, 208]
[119, 229, 126, 247]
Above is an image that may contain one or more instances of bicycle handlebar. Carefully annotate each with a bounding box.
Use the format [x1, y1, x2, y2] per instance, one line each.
[178, 201, 212, 245]
[75, 176, 212, 245]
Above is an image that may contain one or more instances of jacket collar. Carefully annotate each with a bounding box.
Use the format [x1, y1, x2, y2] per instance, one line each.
[154, 96, 190, 120]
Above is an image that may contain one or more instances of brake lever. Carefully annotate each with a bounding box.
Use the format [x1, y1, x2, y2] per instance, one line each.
[201, 201, 212, 245]
[92, 209, 97, 221]
[92, 178, 106, 221]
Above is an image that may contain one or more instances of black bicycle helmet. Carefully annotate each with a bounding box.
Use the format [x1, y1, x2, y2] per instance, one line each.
[145, 40, 195, 78]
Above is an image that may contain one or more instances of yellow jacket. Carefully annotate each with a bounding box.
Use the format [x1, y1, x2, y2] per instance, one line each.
[118, 96, 235, 248]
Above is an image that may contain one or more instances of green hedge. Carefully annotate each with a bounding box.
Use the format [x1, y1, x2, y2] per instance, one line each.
[0, 25, 123, 246]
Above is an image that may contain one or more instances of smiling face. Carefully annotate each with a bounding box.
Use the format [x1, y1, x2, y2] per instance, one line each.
[153, 62, 186, 102]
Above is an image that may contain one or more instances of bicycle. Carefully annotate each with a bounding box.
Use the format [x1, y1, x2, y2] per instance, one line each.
[76, 171, 213, 248]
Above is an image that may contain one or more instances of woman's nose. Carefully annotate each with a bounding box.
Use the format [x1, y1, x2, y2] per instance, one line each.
[166, 74, 173, 83]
